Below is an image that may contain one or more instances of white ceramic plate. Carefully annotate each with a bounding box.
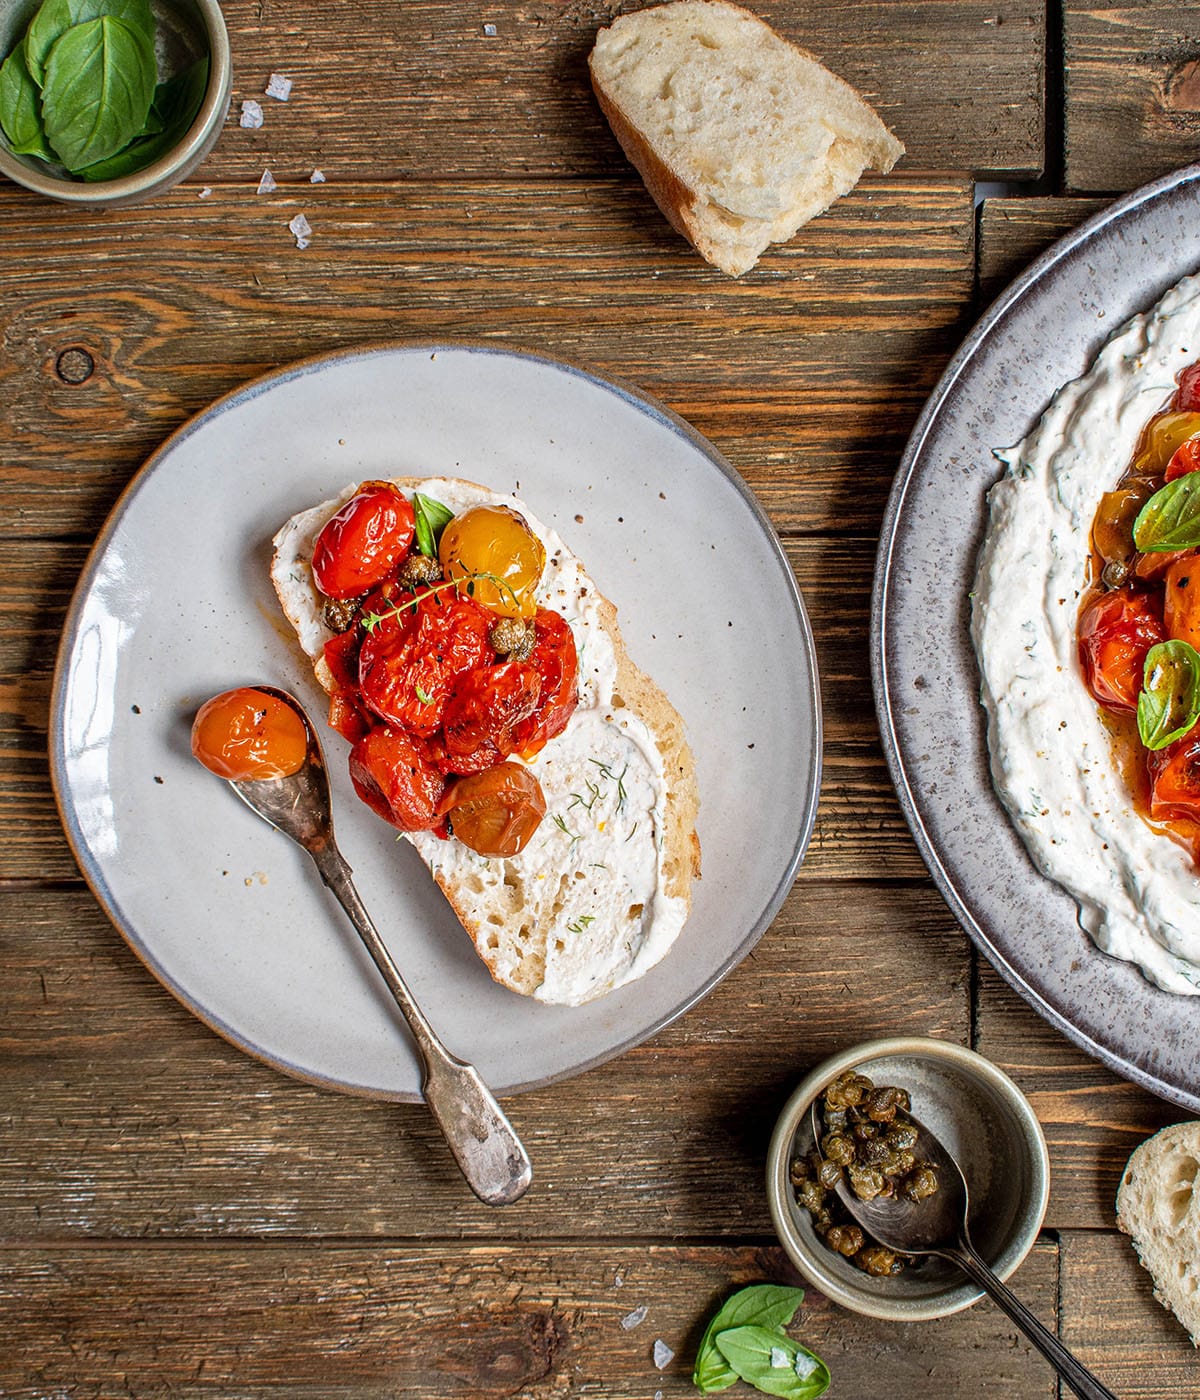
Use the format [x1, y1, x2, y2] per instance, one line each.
[51, 343, 821, 1100]
[874, 164, 1200, 1111]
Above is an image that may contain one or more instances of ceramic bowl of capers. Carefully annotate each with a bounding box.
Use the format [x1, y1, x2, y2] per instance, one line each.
[765, 1036, 1049, 1321]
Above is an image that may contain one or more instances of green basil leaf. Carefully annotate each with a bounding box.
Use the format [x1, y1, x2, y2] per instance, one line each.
[692, 1285, 806, 1393]
[41, 14, 156, 171]
[24, 0, 154, 86]
[78, 56, 208, 181]
[0, 44, 53, 158]
[1137, 639, 1200, 750]
[712, 1326, 830, 1400]
[1133, 473, 1200, 553]
[413, 492, 455, 558]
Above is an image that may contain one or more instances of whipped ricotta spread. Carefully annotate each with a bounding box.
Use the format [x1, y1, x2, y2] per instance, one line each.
[273, 478, 689, 1006]
[972, 271, 1200, 996]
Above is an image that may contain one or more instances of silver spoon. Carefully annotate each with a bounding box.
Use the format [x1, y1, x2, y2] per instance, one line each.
[809, 1104, 1117, 1400]
[221, 686, 533, 1207]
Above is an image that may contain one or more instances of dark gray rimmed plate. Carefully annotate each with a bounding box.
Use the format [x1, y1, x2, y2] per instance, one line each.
[51, 342, 821, 1101]
[873, 162, 1200, 1112]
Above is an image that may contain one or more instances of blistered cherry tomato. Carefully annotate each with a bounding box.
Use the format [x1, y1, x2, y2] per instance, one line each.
[312, 482, 416, 599]
[1092, 480, 1158, 563]
[357, 592, 492, 735]
[1078, 586, 1165, 712]
[439, 504, 546, 618]
[442, 661, 541, 762]
[1166, 437, 1200, 482]
[349, 726, 444, 831]
[1177, 362, 1200, 413]
[1133, 411, 1200, 476]
[511, 609, 579, 756]
[1149, 729, 1200, 823]
[191, 688, 308, 780]
[437, 761, 547, 856]
[1164, 555, 1200, 648]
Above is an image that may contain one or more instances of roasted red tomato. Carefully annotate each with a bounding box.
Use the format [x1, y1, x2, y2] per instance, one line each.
[442, 661, 541, 762]
[357, 592, 492, 736]
[1166, 437, 1200, 482]
[192, 688, 309, 781]
[349, 726, 444, 831]
[1149, 729, 1200, 823]
[322, 628, 362, 690]
[1078, 587, 1165, 712]
[437, 761, 547, 856]
[1178, 362, 1200, 413]
[511, 609, 579, 756]
[312, 482, 416, 599]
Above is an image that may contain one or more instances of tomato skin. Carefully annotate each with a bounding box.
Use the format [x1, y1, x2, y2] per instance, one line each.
[312, 482, 416, 600]
[1164, 556, 1200, 648]
[1177, 362, 1200, 413]
[327, 689, 373, 745]
[1078, 587, 1165, 712]
[437, 761, 547, 856]
[1149, 729, 1200, 823]
[322, 628, 361, 690]
[348, 726, 444, 831]
[192, 688, 309, 781]
[1166, 437, 1200, 482]
[357, 592, 493, 736]
[512, 609, 579, 756]
[442, 661, 541, 762]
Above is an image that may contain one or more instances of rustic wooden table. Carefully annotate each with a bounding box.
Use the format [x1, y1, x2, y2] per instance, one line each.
[3, 0, 1200, 1395]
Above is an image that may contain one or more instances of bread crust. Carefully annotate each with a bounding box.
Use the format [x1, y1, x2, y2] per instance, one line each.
[270, 477, 700, 1005]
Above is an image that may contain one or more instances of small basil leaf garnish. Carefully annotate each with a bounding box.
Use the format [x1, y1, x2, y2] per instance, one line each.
[712, 1325, 830, 1400]
[1137, 639, 1200, 750]
[692, 1285, 807, 1393]
[1133, 473, 1200, 552]
[412, 492, 455, 558]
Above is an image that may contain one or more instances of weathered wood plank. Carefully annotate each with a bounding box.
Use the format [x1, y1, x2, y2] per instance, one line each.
[973, 960, 1182, 1233]
[977, 195, 1110, 305]
[110, 0, 1044, 185]
[0, 880, 968, 1237]
[1061, 1229, 1200, 1396]
[0, 533, 930, 883]
[0, 178, 973, 539]
[1065, 3, 1200, 192]
[0, 1240, 1057, 1400]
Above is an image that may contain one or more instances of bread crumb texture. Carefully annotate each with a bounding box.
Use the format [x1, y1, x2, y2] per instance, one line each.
[1116, 1122, 1200, 1344]
[589, 0, 903, 275]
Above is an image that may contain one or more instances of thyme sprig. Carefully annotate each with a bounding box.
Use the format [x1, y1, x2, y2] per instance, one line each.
[360, 570, 524, 633]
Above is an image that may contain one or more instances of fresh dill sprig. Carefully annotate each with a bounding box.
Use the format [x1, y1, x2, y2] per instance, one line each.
[589, 758, 629, 811]
[552, 814, 579, 842]
[566, 914, 596, 934]
[568, 778, 602, 814]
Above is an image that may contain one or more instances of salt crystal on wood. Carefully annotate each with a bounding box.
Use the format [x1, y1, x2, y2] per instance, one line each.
[198, 187, 212, 198]
[239, 99, 263, 129]
[310, 169, 326, 183]
[483, 22, 497, 35]
[265, 73, 293, 101]
[652, 1339, 673, 1370]
[257, 169, 277, 195]
[620, 1305, 647, 1330]
[288, 212, 312, 250]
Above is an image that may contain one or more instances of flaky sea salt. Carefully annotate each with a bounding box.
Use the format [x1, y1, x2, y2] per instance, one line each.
[482, 22, 497, 35]
[288, 212, 311, 249]
[794, 1353, 819, 1380]
[257, 169, 277, 195]
[310, 169, 326, 183]
[652, 1340, 673, 1370]
[239, 99, 263, 129]
[265, 73, 293, 101]
[620, 1305, 647, 1330]
[770, 1347, 790, 1369]
[198, 187, 212, 198]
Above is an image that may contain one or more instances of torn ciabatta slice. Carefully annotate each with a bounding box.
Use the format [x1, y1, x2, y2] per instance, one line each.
[589, 0, 904, 276]
[271, 477, 700, 1007]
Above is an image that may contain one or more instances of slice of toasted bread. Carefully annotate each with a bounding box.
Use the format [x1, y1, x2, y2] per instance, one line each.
[271, 477, 700, 1006]
[1117, 1122, 1200, 1344]
[589, 0, 904, 276]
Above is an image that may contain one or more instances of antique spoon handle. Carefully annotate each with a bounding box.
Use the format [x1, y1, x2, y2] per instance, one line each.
[311, 843, 533, 1207]
[946, 1236, 1117, 1400]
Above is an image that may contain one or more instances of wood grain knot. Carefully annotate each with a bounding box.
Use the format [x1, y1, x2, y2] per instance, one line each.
[1161, 59, 1200, 116]
[55, 348, 95, 385]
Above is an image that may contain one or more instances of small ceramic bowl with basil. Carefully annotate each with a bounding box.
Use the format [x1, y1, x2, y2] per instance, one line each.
[0, 0, 231, 206]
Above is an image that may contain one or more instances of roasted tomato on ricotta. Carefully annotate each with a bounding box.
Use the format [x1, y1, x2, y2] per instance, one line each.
[309, 488, 578, 857]
[1079, 363, 1200, 855]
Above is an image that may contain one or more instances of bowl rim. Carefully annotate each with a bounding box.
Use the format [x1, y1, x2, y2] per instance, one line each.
[765, 1035, 1050, 1321]
[0, 0, 230, 202]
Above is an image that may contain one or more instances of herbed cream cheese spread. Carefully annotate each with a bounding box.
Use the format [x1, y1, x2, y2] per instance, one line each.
[273, 477, 689, 1007]
[972, 272, 1200, 997]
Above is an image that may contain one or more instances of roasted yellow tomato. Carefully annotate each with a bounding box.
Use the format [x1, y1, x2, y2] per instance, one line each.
[191, 688, 309, 781]
[438, 504, 546, 618]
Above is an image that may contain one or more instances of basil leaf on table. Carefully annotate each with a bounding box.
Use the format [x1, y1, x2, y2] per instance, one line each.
[1133, 473, 1200, 552]
[413, 492, 456, 558]
[78, 56, 208, 181]
[712, 1325, 830, 1400]
[40, 13, 156, 170]
[1137, 639, 1200, 750]
[0, 45, 53, 158]
[24, 0, 154, 86]
[692, 1284, 807, 1393]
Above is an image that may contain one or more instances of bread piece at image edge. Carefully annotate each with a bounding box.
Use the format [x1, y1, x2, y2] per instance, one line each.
[1116, 1121, 1200, 1344]
[589, 0, 904, 276]
[270, 477, 701, 1006]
